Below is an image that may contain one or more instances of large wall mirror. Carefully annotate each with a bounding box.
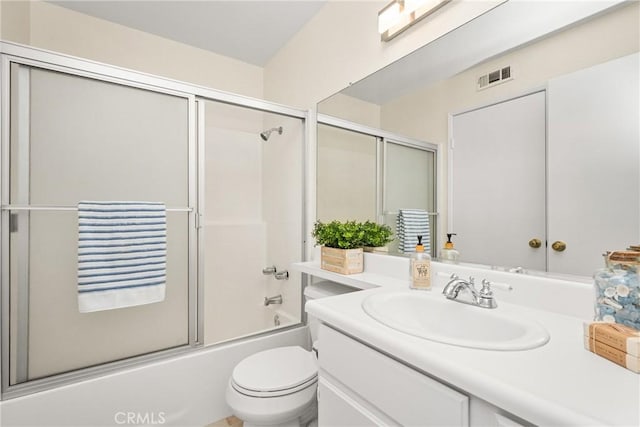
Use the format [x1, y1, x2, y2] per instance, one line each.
[317, 1, 639, 277]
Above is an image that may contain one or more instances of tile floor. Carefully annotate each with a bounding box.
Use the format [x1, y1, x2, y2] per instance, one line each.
[206, 416, 243, 427]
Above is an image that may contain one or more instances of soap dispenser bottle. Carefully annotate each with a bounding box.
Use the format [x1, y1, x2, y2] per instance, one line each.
[440, 233, 460, 264]
[410, 235, 431, 290]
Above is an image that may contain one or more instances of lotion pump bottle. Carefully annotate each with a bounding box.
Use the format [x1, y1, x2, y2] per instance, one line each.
[440, 233, 460, 264]
[410, 235, 431, 290]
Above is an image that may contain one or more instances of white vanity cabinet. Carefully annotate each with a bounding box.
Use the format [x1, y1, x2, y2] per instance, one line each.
[317, 324, 469, 426]
[317, 324, 532, 427]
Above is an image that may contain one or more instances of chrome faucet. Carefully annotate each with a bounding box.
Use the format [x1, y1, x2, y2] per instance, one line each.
[262, 266, 277, 275]
[274, 270, 289, 280]
[264, 294, 283, 306]
[442, 274, 499, 309]
[263, 266, 289, 280]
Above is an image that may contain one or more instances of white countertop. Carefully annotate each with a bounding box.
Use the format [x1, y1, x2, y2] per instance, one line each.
[294, 260, 407, 289]
[293, 259, 640, 426]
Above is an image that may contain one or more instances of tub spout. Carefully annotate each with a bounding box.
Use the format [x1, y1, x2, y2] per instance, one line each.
[264, 294, 283, 306]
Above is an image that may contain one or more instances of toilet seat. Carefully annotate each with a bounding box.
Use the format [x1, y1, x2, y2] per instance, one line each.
[231, 346, 317, 398]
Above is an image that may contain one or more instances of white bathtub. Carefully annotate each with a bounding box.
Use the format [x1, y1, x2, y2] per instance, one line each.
[0, 326, 308, 427]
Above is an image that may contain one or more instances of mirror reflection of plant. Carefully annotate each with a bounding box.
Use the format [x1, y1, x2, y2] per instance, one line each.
[360, 221, 393, 248]
[312, 220, 393, 249]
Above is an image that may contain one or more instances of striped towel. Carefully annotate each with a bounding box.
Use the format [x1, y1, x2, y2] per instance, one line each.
[77, 201, 167, 313]
[396, 209, 430, 254]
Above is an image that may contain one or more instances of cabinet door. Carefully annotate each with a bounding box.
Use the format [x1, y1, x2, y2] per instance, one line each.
[548, 53, 639, 276]
[319, 324, 469, 426]
[451, 92, 546, 271]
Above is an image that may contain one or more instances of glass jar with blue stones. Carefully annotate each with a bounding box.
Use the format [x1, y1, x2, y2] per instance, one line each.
[594, 250, 640, 330]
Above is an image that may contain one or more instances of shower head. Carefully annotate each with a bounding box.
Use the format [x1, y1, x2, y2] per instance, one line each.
[260, 126, 283, 141]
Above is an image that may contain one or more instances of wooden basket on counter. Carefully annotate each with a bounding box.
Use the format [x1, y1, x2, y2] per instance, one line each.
[320, 246, 364, 275]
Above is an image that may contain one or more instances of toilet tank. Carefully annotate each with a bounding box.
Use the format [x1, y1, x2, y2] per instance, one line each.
[304, 280, 356, 343]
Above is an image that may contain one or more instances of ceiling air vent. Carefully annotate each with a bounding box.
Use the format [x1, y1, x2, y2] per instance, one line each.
[477, 66, 513, 91]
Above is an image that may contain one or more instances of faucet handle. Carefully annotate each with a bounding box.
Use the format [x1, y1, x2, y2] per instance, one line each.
[262, 265, 277, 275]
[481, 279, 513, 293]
[480, 279, 494, 297]
[275, 270, 289, 280]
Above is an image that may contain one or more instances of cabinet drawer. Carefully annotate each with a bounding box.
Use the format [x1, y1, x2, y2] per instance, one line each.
[319, 324, 469, 426]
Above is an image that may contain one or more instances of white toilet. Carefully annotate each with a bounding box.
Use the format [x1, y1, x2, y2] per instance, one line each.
[225, 281, 354, 427]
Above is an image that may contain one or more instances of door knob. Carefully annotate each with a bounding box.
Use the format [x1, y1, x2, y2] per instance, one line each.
[552, 241, 567, 252]
[528, 238, 542, 249]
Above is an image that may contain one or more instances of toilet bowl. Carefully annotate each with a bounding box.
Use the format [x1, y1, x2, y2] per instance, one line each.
[226, 346, 318, 427]
[225, 281, 354, 427]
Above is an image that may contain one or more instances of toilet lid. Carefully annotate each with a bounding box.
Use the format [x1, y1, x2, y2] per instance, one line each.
[232, 346, 317, 394]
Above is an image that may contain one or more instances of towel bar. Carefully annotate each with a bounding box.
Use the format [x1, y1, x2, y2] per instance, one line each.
[1, 205, 193, 212]
[384, 211, 439, 216]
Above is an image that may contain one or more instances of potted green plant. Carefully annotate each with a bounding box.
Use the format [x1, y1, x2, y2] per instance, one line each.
[312, 220, 365, 274]
[360, 221, 393, 253]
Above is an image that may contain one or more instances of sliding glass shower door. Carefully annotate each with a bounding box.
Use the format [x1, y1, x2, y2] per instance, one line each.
[1, 48, 307, 398]
[200, 99, 305, 346]
[3, 62, 196, 387]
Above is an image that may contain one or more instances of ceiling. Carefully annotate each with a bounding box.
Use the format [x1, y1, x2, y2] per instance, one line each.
[49, 0, 327, 66]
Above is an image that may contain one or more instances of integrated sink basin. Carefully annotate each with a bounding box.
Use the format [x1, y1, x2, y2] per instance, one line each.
[362, 291, 550, 351]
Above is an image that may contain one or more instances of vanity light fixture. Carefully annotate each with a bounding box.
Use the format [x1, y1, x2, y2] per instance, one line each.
[378, 0, 452, 42]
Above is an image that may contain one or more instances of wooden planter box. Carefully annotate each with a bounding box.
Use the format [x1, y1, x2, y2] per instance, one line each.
[321, 246, 364, 275]
[363, 246, 389, 254]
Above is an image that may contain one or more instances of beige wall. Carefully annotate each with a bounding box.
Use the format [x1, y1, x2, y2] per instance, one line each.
[1, 0, 263, 98]
[1, 1, 30, 44]
[318, 92, 381, 128]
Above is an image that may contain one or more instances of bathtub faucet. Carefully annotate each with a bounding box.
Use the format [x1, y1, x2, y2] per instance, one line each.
[264, 294, 283, 306]
[275, 270, 289, 280]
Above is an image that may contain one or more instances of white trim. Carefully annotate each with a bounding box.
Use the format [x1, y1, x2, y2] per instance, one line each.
[450, 86, 547, 118]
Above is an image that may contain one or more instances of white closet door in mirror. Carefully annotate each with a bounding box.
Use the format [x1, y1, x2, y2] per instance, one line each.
[451, 91, 546, 271]
[548, 53, 639, 276]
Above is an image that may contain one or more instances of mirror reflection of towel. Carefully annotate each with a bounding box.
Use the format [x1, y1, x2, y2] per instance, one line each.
[397, 209, 430, 254]
[77, 201, 167, 313]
